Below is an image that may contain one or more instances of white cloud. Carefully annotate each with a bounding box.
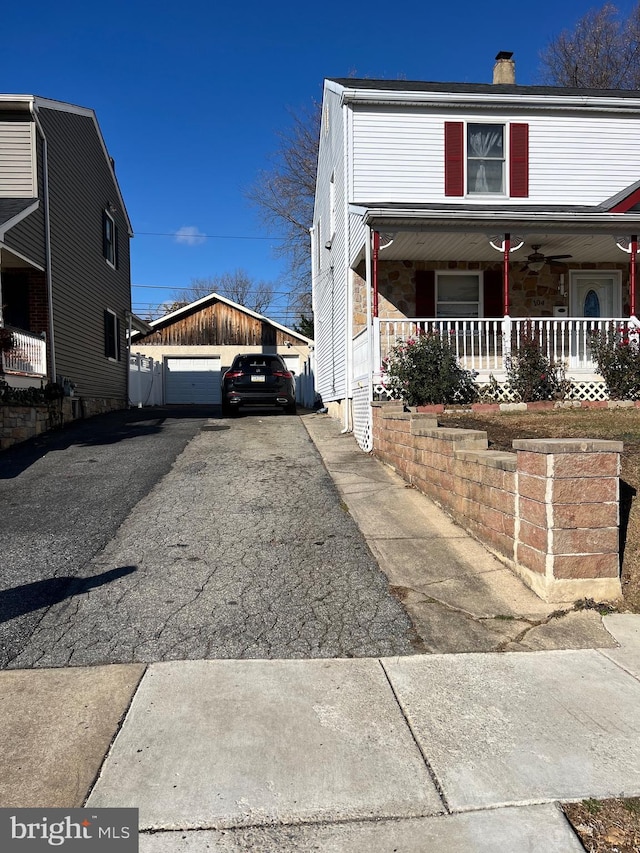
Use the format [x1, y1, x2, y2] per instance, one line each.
[174, 225, 206, 246]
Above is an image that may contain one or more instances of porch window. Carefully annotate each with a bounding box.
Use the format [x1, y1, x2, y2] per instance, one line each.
[436, 273, 481, 318]
[467, 124, 504, 194]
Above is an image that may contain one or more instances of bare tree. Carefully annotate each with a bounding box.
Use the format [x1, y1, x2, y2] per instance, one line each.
[540, 3, 640, 88]
[247, 101, 320, 320]
[170, 269, 275, 315]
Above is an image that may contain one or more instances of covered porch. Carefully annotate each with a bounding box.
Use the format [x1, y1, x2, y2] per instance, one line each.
[351, 206, 640, 403]
[0, 246, 49, 387]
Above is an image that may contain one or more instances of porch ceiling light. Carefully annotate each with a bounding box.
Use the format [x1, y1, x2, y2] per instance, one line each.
[527, 258, 546, 272]
[489, 235, 524, 253]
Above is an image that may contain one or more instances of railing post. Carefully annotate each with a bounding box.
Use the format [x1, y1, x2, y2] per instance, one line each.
[502, 315, 512, 370]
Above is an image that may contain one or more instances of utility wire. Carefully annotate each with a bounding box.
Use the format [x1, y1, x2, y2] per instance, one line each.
[135, 231, 285, 240]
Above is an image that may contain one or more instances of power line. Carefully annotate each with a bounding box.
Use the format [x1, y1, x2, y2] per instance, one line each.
[135, 231, 285, 240]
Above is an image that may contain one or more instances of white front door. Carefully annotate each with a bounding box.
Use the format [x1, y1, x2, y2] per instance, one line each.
[570, 271, 621, 318]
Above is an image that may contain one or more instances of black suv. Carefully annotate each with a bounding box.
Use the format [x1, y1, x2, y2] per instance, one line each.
[221, 354, 296, 415]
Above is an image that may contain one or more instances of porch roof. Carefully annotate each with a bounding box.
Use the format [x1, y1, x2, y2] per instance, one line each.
[0, 198, 38, 236]
[349, 202, 640, 265]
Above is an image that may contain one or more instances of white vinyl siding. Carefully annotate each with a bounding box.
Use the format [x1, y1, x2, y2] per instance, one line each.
[164, 357, 221, 404]
[0, 122, 36, 197]
[313, 87, 348, 401]
[351, 108, 640, 206]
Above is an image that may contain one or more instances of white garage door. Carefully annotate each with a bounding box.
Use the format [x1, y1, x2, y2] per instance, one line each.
[164, 357, 221, 404]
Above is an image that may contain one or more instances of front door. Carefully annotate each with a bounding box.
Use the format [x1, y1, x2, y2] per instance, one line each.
[569, 271, 622, 369]
[570, 271, 621, 318]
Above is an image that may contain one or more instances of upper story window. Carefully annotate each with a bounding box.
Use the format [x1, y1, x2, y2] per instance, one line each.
[445, 121, 529, 199]
[467, 124, 504, 194]
[102, 209, 118, 268]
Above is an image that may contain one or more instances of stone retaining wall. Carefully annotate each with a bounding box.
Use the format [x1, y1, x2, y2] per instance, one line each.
[0, 397, 126, 450]
[372, 401, 623, 603]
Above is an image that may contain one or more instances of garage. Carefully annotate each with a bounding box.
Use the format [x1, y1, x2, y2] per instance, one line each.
[164, 357, 221, 404]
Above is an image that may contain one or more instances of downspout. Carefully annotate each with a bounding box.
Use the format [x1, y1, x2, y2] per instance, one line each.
[631, 235, 637, 319]
[30, 102, 56, 383]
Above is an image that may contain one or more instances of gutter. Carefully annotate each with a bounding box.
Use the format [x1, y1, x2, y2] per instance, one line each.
[29, 101, 56, 383]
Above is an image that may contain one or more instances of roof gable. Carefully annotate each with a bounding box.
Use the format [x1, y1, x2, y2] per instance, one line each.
[132, 291, 313, 344]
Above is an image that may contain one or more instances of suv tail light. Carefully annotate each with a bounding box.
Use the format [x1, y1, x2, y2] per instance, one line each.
[226, 370, 244, 379]
[273, 370, 293, 379]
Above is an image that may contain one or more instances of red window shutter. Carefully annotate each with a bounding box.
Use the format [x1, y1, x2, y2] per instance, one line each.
[483, 270, 503, 317]
[510, 123, 529, 198]
[444, 122, 464, 197]
[415, 270, 435, 317]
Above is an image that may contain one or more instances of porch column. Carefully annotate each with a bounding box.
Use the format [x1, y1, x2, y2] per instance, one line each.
[502, 232, 511, 316]
[365, 225, 374, 398]
[372, 230, 380, 318]
[631, 235, 638, 319]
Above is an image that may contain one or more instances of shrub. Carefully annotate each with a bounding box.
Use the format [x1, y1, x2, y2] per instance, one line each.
[382, 332, 477, 406]
[590, 324, 640, 400]
[505, 327, 569, 402]
[0, 379, 64, 406]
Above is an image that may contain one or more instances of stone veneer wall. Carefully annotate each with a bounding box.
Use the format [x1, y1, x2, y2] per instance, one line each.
[0, 396, 126, 450]
[352, 260, 630, 334]
[372, 400, 623, 603]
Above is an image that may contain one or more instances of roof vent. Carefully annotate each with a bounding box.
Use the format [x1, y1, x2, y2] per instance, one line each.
[493, 51, 515, 85]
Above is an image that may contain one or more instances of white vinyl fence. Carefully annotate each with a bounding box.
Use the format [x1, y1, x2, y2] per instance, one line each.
[129, 353, 163, 406]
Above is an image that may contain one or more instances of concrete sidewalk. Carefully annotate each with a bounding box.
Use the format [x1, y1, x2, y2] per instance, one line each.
[1, 411, 639, 850]
[0, 614, 638, 850]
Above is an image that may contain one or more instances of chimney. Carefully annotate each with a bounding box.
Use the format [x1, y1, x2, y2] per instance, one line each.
[493, 51, 515, 85]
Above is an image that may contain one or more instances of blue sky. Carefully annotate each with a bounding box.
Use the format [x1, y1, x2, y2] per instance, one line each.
[1, 0, 632, 325]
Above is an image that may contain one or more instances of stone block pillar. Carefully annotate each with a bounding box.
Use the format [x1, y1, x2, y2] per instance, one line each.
[513, 438, 623, 603]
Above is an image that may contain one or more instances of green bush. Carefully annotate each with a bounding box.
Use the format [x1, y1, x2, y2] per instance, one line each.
[0, 379, 64, 406]
[505, 327, 569, 402]
[590, 324, 640, 400]
[382, 332, 477, 406]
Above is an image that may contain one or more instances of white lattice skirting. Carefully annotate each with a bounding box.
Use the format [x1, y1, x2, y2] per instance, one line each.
[373, 380, 609, 404]
[352, 383, 373, 451]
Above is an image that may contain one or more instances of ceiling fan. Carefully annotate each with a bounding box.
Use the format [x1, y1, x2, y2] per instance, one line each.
[523, 245, 573, 272]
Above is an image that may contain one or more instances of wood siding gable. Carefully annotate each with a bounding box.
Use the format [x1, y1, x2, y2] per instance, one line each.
[139, 300, 302, 348]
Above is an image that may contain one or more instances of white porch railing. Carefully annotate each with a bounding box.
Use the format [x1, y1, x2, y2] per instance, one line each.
[373, 317, 636, 379]
[1, 327, 47, 377]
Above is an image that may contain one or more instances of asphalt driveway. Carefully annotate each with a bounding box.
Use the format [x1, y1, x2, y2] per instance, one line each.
[0, 408, 413, 667]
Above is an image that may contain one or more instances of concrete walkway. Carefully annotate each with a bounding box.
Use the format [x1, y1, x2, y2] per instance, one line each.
[303, 413, 618, 654]
[0, 614, 638, 850]
[1, 411, 639, 850]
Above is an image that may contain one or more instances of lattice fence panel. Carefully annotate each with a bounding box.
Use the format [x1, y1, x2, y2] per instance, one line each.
[373, 379, 608, 405]
[352, 383, 373, 452]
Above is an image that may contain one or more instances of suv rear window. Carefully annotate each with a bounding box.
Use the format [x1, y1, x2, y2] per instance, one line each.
[234, 356, 285, 371]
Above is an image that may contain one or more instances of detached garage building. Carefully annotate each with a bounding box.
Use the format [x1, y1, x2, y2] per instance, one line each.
[129, 291, 314, 407]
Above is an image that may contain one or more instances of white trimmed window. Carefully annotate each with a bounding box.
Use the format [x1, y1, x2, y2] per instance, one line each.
[436, 273, 482, 318]
[104, 309, 120, 360]
[103, 210, 117, 268]
[467, 124, 505, 195]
